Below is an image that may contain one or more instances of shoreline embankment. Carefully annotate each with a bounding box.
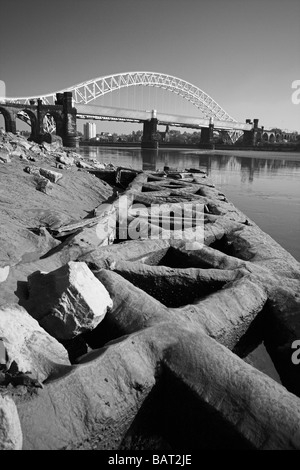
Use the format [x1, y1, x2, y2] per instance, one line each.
[1, 130, 300, 450]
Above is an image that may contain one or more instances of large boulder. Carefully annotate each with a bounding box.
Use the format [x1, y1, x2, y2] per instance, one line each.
[0, 304, 71, 382]
[27, 262, 113, 340]
[0, 395, 23, 450]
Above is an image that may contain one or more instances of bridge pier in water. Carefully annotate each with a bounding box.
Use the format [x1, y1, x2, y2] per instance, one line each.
[243, 119, 260, 146]
[141, 117, 159, 149]
[199, 121, 215, 149]
[54, 92, 79, 148]
[62, 92, 79, 148]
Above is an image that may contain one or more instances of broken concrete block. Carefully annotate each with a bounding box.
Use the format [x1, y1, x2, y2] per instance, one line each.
[41, 136, 63, 151]
[76, 161, 93, 169]
[0, 304, 71, 382]
[39, 168, 63, 183]
[56, 155, 74, 166]
[36, 177, 53, 194]
[24, 166, 40, 176]
[15, 140, 32, 150]
[27, 262, 113, 340]
[29, 143, 42, 153]
[89, 160, 105, 169]
[0, 395, 23, 450]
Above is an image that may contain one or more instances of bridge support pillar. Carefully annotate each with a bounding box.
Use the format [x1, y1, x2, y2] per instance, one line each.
[164, 124, 170, 143]
[200, 122, 214, 149]
[243, 119, 259, 147]
[62, 92, 79, 148]
[0, 107, 17, 134]
[141, 118, 159, 149]
[6, 114, 17, 134]
[36, 99, 46, 141]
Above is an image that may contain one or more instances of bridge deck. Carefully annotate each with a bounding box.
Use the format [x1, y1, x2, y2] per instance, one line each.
[0, 101, 252, 131]
[76, 104, 252, 131]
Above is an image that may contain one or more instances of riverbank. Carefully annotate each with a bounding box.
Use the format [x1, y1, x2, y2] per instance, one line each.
[1, 131, 300, 450]
[79, 145, 300, 261]
[81, 140, 300, 154]
[185, 148, 300, 161]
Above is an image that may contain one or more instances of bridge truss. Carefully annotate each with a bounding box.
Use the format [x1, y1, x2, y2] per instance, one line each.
[4, 72, 242, 142]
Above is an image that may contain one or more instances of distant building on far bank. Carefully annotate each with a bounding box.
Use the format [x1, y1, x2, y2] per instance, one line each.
[83, 122, 96, 140]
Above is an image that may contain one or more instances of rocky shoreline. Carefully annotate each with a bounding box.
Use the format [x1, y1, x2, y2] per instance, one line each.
[1, 130, 300, 450]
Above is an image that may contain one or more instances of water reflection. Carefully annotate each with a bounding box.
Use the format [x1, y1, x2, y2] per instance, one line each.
[80, 146, 300, 183]
[79, 146, 300, 261]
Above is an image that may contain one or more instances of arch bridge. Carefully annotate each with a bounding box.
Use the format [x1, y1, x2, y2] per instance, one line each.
[0, 71, 261, 147]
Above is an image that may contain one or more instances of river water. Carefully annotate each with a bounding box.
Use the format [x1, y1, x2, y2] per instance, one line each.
[79, 146, 300, 262]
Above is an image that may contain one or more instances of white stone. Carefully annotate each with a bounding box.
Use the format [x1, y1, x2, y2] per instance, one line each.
[27, 262, 113, 340]
[0, 304, 71, 382]
[0, 395, 23, 450]
[0, 265, 9, 283]
[0, 153, 11, 163]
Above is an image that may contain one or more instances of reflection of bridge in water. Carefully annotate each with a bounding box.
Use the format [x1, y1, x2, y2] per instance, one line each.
[0, 71, 297, 148]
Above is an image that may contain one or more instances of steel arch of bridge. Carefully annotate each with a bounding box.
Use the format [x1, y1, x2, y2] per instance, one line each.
[5, 72, 241, 141]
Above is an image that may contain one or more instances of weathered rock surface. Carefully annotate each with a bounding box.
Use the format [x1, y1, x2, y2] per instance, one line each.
[0, 304, 70, 382]
[0, 395, 23, 450]
[79, 238, 171, 268]
[14, 323, 300, 450]
[92, 268, 267, 351]
[107, 260, 242, 307]
[27, 261, 113, 340]
[0, 142, 112, 270]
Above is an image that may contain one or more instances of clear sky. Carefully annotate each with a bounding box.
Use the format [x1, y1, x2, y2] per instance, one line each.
[0, 0, 299, 133]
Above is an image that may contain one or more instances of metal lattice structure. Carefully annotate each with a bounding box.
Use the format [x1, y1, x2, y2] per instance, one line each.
[4, 72, 241, 141]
